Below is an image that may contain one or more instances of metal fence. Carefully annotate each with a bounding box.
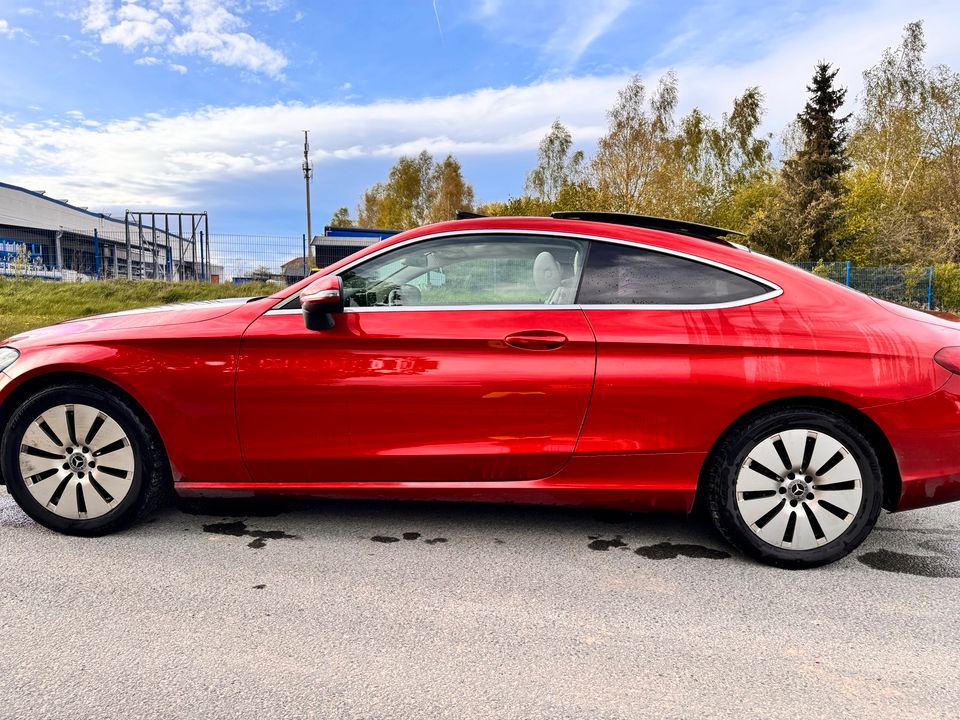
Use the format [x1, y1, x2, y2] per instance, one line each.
[0, 226, 951, 309]
[792, 261, 936, 309]
[0, 226, 310, 286]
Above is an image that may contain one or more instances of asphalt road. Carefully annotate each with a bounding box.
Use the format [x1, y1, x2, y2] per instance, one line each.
[1, 488, 959, 720]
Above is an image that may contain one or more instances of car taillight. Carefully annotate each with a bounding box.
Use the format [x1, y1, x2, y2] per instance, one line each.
[935, 347, 960, 375]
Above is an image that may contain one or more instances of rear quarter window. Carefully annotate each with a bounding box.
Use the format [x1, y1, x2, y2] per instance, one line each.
[578, 242, 772, 305]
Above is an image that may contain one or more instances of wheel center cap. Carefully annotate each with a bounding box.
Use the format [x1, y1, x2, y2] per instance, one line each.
[788, 480, 807, 499]
[68, 454, 87, 472]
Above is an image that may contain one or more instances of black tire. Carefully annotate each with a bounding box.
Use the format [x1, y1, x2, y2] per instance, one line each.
[1, 383, 168, 536]
[707, 407, 883, 569]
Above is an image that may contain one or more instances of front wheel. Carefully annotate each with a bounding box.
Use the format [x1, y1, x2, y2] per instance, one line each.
[707, 408, 883, 568]
[1, 384, 168, 536]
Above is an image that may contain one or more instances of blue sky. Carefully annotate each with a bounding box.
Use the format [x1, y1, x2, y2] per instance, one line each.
[1, 0, 959, 235]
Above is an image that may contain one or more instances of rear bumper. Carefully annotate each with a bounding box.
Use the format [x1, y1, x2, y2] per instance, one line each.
[866, 375, 960, 511]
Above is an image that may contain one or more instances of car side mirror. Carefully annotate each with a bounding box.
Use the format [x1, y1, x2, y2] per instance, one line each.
[301, 275, 344, 331]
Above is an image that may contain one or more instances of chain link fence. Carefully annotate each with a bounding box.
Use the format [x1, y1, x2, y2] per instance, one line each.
[792, 261, 937, 309]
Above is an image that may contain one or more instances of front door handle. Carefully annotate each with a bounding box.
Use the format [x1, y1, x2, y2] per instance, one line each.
[504, 330, 568, 351]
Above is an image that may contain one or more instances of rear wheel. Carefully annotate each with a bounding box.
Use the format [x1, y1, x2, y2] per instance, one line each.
[707, 408, 883, 568]
[1, 384, 168, 536]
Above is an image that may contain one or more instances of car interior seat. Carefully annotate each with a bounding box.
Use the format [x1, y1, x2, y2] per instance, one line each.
[534, 250, 581, 304]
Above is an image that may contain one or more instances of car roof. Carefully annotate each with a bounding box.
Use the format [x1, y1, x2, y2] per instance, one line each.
[278, 214, 864, 311]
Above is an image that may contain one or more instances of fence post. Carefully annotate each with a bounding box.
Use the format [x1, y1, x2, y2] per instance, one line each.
[845, 260, 851, 287]
[199, 231, 206, 282]
[124, 213, 132, 280]
[204, 214, 211, 282]
[54, 230, 63, 274]
[927, 265, 935, 310]
[93, 228, 101, 279]
[302, 234, 307, 278]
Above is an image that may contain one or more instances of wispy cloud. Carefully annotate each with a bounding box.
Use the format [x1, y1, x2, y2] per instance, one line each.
[432, 0, 444, 41]
[470, 0, 633, 71]
[543, 0, 631, 69]
[78, 0, 287, 78]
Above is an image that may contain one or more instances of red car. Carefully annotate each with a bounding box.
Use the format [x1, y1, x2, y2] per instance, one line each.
[2, 212, 959, 567]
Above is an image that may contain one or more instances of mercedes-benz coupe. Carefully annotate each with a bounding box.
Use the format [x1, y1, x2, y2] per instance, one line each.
[3, 212, 959, 567]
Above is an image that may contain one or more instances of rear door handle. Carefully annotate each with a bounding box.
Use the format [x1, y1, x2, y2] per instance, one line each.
[504, 330, 568, 351]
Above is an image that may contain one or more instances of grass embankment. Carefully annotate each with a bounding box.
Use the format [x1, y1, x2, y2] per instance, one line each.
[0, 279, 278, 340]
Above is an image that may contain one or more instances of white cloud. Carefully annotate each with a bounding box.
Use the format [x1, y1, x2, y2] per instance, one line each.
[81, 0, 113, 32]
[99, 2, 173, 49]
[0, 75, 628, 209]
[168, 62, 187, 73]
[134, 55, 161, 65]
[78, 0, 287, 77]
[0, 19, 25, 38]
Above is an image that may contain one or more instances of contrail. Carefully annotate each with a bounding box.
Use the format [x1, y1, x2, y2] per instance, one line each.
[432, 0, 444, 41]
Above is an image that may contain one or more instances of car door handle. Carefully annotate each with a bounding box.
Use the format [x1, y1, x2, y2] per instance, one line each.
[504, 330, 568, 351]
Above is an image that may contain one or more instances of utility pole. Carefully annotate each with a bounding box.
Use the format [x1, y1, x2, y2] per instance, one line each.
[302, 130, 313, 253]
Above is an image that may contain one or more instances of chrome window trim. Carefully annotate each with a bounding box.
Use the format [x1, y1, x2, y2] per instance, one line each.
[268, 228, 782, 314]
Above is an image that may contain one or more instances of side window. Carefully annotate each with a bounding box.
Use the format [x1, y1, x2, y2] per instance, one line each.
[578, 242, 771, 305]
[339, 235, 586, 307]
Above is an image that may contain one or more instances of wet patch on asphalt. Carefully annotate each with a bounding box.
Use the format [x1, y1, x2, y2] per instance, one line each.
[371, 533, 448, 545]
[371, 535, 401, 543]
[587, 535, 629, 551]
[858, 539, 960, 578]
[588, 535, 729, 560]
[203, 520, 300, 549]
[635, 542, 731, 560]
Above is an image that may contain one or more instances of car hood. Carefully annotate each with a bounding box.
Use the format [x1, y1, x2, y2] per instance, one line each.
[4, 297, 254, 346]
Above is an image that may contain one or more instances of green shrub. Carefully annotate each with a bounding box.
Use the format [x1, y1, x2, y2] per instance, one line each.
[933, 263, 960, 312]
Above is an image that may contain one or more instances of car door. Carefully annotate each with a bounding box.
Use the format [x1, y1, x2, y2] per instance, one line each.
[573, 239, 782, 460]
[235, 232, 596, 483]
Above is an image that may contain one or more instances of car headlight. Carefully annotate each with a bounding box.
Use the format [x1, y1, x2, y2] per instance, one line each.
[0, 347, 19, 373]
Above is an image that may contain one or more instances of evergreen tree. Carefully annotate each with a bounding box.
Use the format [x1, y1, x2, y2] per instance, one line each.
[780, 62, 851, 259]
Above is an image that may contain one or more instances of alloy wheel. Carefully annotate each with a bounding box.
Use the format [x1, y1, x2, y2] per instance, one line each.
[735, 428, 863, 550]
[18, 403, 136, 520]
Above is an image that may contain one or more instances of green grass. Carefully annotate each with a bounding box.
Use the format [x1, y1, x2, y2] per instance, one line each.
[0, 278, 279, 340]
